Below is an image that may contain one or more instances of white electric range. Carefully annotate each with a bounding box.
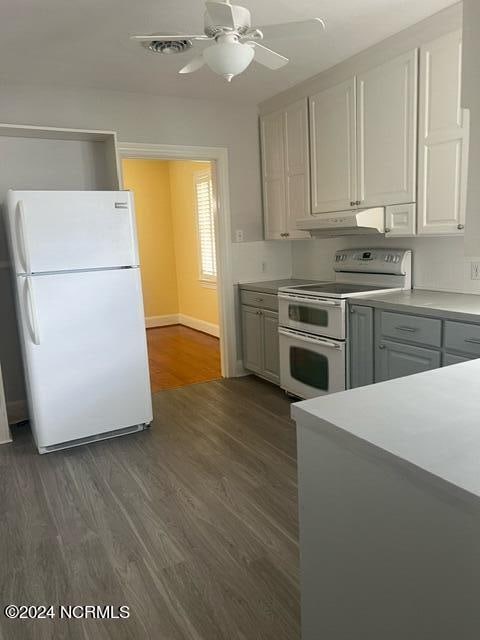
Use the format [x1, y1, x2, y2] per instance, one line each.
[278, 248, 412, 399]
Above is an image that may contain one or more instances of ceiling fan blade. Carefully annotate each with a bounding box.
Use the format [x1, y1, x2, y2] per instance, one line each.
[247, 42, 288, 70]
[205, 2, 236, 29]
[252, 18, 326, 40]
[131, 34, 211, 42]
[179, 56, 205, 74]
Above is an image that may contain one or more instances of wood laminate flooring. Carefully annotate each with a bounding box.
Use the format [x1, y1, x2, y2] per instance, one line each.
[147, 325, 222, 392]
[0, 376, 299, 640]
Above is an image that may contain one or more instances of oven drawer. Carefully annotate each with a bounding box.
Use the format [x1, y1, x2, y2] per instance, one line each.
[444, 321, 480, 357]
[240, 289, 278, 311]
[378, 311, 441, 347]
[279, 328, 346, 399]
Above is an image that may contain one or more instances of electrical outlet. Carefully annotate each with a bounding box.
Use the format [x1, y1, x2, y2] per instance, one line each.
[235, 229, 244, 242]
[471, 262, 480, 280]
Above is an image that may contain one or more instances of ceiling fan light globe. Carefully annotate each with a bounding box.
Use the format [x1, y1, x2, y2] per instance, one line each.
[203, 41, 254, 80]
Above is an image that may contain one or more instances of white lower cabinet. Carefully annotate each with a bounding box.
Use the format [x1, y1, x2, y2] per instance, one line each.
[417, 29, 469, 235]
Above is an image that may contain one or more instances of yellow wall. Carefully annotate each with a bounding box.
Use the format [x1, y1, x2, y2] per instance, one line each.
[122, 159, 179, 318]
[169, 161, 219, 326]
[121, 158, 219, 327]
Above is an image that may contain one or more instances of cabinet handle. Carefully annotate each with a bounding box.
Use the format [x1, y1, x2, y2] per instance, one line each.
[465, 337, 480, 345]
[356, 200, 361, 206]
[350, 201, 355, 207]
[384, 227, 391, 234]
[378, 344, 386, 350]
[457, 224, 465, 230]
[350, 308, 355, 313]
[395, 325, 418, 333]
[285, 232, 290, 237]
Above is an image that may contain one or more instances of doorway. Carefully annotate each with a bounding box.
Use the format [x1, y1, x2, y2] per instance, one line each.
[122, 157, 222, 391]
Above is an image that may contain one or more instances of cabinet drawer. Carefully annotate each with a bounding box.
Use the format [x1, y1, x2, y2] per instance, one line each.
[444, 321, 480, 357]
[379, 311, 441, 347]
[240, 290, 278, 311]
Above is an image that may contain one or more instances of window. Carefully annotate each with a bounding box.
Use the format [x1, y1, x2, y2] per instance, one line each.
[195, 170, 217, 284]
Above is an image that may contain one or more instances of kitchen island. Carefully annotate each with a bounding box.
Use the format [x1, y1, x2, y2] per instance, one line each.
[293, 359, 480, 640]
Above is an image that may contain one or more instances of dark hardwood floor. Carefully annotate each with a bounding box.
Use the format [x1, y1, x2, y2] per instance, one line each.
[0, 376, 299, 640]
[147, 325, 222, 392]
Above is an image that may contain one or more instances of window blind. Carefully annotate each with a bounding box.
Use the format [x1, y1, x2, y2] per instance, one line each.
[195, 171, 217, 281]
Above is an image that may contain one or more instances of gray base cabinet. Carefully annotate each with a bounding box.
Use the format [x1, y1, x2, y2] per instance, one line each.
[241, 305, 280, 385]
[241, 306, 264, 374]
[349, 305, 374, 388]
[375, 339, 441, 382]
[349, 302, 480, 387]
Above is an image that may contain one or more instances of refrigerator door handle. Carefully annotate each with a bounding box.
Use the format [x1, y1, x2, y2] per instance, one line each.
[23, 277, 41, 345]
[16, 200, 32, 274]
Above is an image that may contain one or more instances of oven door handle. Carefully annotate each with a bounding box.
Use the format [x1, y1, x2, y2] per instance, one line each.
[278, 293, 341, 307]
[278, 328, 344, 350]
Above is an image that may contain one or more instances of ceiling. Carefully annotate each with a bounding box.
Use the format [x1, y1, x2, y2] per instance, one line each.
[0, 0, 458, 104]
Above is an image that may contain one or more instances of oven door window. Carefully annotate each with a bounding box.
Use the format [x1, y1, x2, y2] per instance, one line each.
[290, 347, 329, 391]
[288, 304, 328, 327]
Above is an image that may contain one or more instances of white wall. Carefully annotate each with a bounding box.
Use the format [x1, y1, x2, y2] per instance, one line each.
[0, 83, 264, 243]
[292, 236, 480, 294]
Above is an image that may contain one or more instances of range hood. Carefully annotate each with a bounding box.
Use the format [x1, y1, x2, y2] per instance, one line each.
[296, 208, 385, 237]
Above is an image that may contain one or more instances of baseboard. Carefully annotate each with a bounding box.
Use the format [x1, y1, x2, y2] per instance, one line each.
[145, 313, 220, 337]
[178, 314, 220, 338]
[145, 314, 180, 329]
[7, 399, 28, 424]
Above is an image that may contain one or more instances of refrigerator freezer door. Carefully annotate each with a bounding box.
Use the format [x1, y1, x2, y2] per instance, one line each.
[16, 268, 152, 450]
[6, 191, 139, 274]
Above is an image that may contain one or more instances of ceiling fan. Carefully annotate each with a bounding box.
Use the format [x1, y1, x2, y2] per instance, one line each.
[131, 1, 326, 82]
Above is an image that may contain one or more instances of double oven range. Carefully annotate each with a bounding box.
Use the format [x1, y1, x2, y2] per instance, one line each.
[278, 248, 412, 399]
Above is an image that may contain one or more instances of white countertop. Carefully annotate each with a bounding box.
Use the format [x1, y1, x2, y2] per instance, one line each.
[353, 289, 480, 321]
[292, 359, 480, 500]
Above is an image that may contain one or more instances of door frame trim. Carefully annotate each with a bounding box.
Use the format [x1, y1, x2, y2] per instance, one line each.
[118, 142, 234, 378]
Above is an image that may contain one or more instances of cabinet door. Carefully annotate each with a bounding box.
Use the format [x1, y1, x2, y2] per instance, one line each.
[285, 99, 310, 239]
[443, 352, 471, 367]
[242, 305, 263, 373]
[309, 78, 357, 214]
[260, 111, 286, 240]
[385, 204, 416, 237]
[349, 305, 374, 388]
[357, 50, 418, 208]
[417, 30, 469, 235]
[262, 310, 280, 384]
[375, 339, 441, 383]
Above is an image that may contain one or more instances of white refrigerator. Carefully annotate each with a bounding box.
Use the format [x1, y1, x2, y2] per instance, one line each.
[5, 190, 153, 454]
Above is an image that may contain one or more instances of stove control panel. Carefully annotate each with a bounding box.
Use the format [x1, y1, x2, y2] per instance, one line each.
[334, 248, 412, 275]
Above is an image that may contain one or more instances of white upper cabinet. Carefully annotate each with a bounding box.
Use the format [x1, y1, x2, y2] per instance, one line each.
[261, 110, 286, 240]
[417, 30, 469, 235]
[357, 50, 418, 208]
[309, 78, 357, 214]
[284, 100, 310, 239]
[261, 99, 310, 240]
